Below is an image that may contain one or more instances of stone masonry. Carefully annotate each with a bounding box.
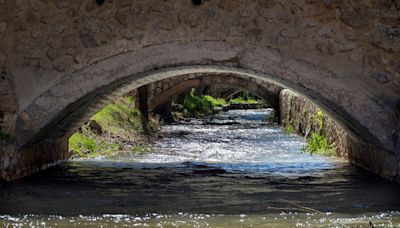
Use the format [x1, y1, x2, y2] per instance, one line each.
[0, 0, 399, 181]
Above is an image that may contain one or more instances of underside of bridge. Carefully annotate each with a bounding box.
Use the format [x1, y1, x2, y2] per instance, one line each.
[145, 73, 282, 114]
[0, 0, 399, 181]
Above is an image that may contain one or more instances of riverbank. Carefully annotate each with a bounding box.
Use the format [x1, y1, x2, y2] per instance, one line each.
[68, 96, 159, 158]
[280, 89, 347, 157]
[2, 109, 400, 227]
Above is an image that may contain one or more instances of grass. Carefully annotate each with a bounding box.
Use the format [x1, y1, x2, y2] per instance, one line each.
[301, 132, 336, 156]
[68, 124, 120, 158]
[301, 110, 337, 156]
[68, 96, 157, 158]
[285, 123, 296, 134]
[229, 97, 260, 104]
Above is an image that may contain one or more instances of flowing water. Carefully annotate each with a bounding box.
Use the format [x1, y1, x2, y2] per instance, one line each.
[1, 109, 400, 227]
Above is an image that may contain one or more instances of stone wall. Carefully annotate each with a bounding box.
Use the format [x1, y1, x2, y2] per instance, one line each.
[280, 89, 399, 181]
[1, 0, 400, 181]
[147, 73, 283, 112]
[280, 89, 349, 157]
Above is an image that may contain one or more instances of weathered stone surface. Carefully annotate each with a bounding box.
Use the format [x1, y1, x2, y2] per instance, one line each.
[374, 72, 392, 84]
[79, 33, 97, 48]
[0, 0, 399, 182]
[369, 26, 400, 53]
[52, 56, 73, 72]
[146, 74, 282, 112]
[0, 51, 5, 66]
[395, 0, 400, 10]
[0, 21, 6, 33]
[257, 0, 277, 9]
[62, 33, 81, 49]
[46, 49, 62, 60]
[280, 28, 300, 38]
[218, 0, 238, 12]
[52, 0, 70, 9]
[315, 42, 335, 55]
[338, 7, 373, 28]
[280, 89, 399, 181]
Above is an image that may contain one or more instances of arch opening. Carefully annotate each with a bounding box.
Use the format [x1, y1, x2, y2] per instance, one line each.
[17, 65, 378, 150]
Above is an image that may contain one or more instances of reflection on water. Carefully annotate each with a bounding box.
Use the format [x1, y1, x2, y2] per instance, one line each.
[1, 109, 400, 227]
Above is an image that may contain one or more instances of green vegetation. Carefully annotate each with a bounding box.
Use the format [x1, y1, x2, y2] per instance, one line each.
[68, 96, 158, 158]
[229, 91, 262, 104]
[181, 90, 227, 117]
[302, 133, 336, 156]
[285, 122, 296, 134]
[301, 110, 337, 156]
[69, 125, 120, 158]
[177, 89, 265, 118]
[229, 97, 260, 104]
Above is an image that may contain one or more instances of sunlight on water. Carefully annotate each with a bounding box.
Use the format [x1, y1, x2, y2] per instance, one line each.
[108, 109, 337, 177]
[1, 109, 400, 227]
[2, 212, 400, 227]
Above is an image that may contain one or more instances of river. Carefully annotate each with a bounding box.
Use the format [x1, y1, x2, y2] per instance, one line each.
[1, 109, 400, 227]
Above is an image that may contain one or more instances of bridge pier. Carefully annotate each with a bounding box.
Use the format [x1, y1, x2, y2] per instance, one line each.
[138, 85, 150, 134]
[1, 138, 68, 181]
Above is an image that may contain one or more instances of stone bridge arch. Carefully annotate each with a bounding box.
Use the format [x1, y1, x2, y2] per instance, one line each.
[147, 74, 282, 113]
[0, 0, 399, 181]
